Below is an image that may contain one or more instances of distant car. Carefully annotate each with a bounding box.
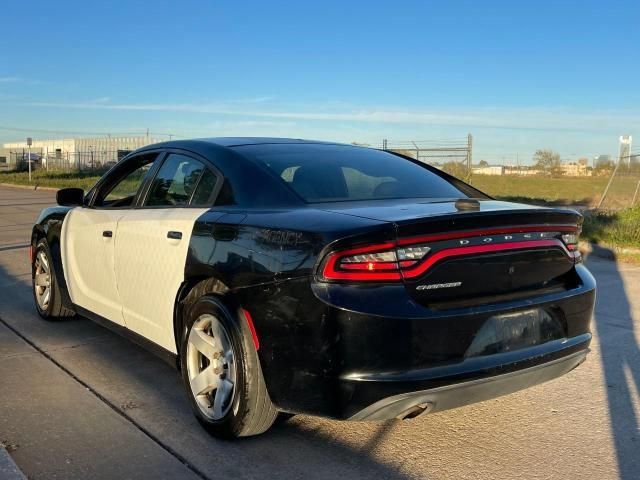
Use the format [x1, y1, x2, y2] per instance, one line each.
[31, 138, 596, 438]
[16, 152, 42, 171]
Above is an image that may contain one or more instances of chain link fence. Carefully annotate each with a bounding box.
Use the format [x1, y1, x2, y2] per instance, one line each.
[6, 149, 132, 173]
[382, 135, 473, 182]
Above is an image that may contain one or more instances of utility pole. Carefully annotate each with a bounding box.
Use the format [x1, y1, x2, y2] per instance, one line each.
[411, 141, 421, 163]
[466, 133, 473, 182]
[382, 139, 387, 151]
[598, 156, 622, 209]
[632, 180, 640, 207]
[26, 137, 32, 182]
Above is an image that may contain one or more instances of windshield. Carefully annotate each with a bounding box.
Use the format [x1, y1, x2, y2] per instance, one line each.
[236, 143, 473, 203]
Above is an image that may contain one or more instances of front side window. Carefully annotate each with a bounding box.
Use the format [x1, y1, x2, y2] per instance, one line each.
[236, 144, 476, 203]
[95, 153, 157, 208]
[145, 154, 206, 206]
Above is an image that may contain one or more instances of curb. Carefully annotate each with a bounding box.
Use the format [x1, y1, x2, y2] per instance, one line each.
[0, 183, 59, 192]
[0, 447, 26, 480]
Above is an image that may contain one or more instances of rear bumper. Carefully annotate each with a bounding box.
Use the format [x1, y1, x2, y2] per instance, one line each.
[246, 265, 596, 420]
[349, 343, 589, 420]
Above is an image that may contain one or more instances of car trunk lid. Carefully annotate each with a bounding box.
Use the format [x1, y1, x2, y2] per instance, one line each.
[321, 199, 581, 307]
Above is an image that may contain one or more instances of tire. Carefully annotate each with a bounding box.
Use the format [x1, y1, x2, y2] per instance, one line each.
[180, 296, 277, 438]
[32, 239, 75, 320]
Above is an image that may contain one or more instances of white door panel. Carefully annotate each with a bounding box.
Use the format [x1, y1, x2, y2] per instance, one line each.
[113, 208, 208, 352]
[61, 208, 125, 325]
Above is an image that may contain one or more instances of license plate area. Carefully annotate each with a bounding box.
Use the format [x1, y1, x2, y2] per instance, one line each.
[465, 308, 566, 357]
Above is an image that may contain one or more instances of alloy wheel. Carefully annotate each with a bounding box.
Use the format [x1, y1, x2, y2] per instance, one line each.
[34, 250, 52, 311]
[186, 314, 237, 420]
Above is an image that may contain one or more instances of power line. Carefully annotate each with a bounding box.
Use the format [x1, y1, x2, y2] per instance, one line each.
[0, 125, 178, 138]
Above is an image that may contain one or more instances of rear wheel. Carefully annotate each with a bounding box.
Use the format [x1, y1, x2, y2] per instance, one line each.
[32, 239, 74, 320]
[180, 296, 277, 438]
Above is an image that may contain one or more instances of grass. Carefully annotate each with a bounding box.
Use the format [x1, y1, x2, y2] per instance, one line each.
[0, 169, 102, 190]
[1, 167, 638, 253]
[3, 168, 638, 209]
[470, 175, 640, 209]
[582, 206, 640, 250]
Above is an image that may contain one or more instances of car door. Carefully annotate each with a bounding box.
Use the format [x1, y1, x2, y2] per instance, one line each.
[61, 151, 160, 325]
[113, 151, 221, 352]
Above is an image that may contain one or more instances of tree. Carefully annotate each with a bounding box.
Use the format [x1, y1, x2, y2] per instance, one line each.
[478, 160, 489, 167]
[593, 160, 614, 176]
[533, 149, 561, 175]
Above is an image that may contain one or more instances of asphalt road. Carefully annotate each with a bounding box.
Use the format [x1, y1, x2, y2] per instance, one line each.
[0, 185, 638, 480]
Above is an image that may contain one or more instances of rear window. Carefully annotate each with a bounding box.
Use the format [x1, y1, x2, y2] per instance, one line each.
[236, 143, 469, 203]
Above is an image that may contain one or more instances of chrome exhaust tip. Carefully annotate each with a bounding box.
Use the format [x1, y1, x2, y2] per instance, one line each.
[396, 402, 433, 420]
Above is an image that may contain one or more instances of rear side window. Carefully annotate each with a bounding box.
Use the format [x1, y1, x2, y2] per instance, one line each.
[236, 144, 469, 203]
[145, 154, 205, 206]
[191, 169, 218, 206]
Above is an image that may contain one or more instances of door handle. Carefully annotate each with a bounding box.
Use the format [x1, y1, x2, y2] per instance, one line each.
[167, 231, 183, 240]
[102, 230, 113, 238]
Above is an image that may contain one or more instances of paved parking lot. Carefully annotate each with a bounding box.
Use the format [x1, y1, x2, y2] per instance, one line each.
[0, 184, 638, 480]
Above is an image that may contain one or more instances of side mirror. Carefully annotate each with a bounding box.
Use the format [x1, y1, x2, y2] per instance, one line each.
[56, 188, 85, 206]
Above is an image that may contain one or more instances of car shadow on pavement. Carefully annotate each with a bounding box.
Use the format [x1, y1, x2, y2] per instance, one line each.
[0, 256, 413, 480]
[591, 253, 640, 479]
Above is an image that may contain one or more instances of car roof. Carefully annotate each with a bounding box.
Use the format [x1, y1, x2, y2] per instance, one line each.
[127, 137, 375, 208]
[199, 137, 348, 147]
[137, 137, 349, 151]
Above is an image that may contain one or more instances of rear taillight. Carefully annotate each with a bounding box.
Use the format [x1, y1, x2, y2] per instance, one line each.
[561, 233, 579, 251]
[320, 225, 581, 282]
[321, 242, 416, 281]
[561, 226, 582, 261]
[337, 245, 432, 272]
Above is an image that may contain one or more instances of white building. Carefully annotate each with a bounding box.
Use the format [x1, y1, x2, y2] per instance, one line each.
[472, 165, 504, 175]
[2, 136, 158, 169]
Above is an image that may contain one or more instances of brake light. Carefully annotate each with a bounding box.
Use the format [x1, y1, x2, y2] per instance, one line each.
[561, 226, 582, 261]
[320, 225, 580, 282]
[321, 242, 432, 281]
[561, 233, 579, 251]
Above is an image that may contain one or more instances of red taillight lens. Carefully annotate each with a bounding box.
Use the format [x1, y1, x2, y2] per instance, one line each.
[321, 242, 431, 281]
[320, 225, 581, 282]
[561, 226, 582, 261]
[561, 233, 579, 251]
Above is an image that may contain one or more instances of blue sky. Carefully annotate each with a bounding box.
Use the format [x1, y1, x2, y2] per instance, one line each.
[1, 0, 639, 164]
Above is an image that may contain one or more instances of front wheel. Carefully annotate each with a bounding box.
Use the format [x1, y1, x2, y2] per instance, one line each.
[32, 239, 75, 320]
[180, 296, 277, 438]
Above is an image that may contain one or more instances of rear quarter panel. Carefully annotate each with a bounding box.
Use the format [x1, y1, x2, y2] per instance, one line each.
[183, 208, 393, 412]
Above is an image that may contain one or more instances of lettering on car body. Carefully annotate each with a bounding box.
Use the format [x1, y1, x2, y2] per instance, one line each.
[416, 281, 463, 291]
[254, 229, 304, 247]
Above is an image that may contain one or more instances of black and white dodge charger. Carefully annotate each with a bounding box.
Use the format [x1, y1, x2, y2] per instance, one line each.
[31, 138, 596, 438]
